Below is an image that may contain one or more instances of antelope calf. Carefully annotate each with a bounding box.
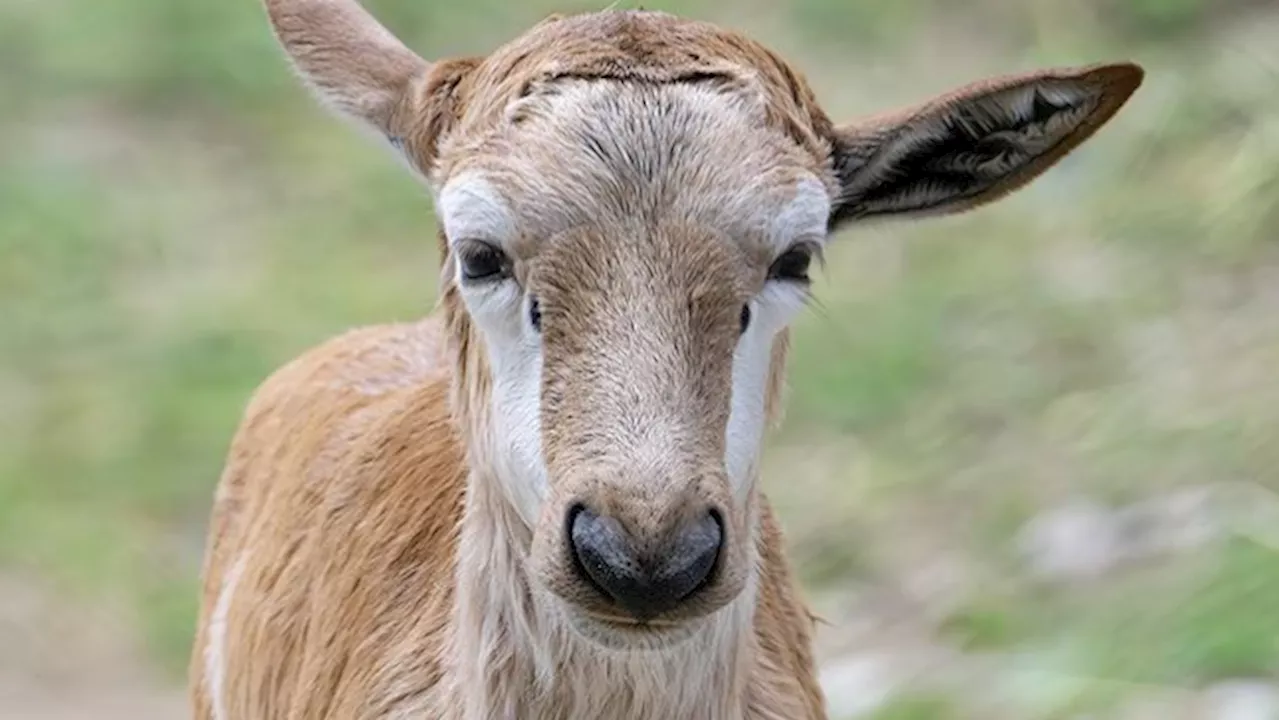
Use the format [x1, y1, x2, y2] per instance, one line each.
[190, 3, 1142, 718]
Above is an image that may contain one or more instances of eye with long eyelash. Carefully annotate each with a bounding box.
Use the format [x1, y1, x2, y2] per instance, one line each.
[767, 244, 816, 283]
[457, 240, 512, 282]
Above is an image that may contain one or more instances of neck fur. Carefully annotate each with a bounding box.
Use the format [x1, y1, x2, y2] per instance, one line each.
[441, 470, 759, 720]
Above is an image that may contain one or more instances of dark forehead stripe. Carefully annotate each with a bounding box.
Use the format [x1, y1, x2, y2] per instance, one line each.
[458, 10, 836, 166]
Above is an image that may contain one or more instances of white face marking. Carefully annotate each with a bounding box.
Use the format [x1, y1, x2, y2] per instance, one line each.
[765, 177, 830, 250]
[724, 179, 829, 496]
[205, 552, 248, 720]
[437, 174, 518, 244]
[478, 285, 547, 528]
[439, 175, 548, 527]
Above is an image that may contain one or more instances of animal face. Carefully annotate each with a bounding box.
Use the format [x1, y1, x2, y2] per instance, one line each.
[438, 76, 827, 642]
[262, 6, 1142, 646]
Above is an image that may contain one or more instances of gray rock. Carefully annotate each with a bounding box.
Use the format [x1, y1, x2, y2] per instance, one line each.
[1017, 500, 1122, 582]
[1113, 485, 1222, 561]
[1198, 680, 1277, 720]
[819, 653, 903, 718]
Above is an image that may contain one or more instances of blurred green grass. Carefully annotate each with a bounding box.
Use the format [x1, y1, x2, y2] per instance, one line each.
[0, 0, 1275, 707]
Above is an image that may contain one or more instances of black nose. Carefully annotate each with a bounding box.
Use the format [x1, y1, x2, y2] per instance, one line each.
[568, 506, 723, 622]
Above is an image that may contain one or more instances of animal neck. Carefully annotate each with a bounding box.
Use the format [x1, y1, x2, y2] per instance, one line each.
[443, 469, 761, 720]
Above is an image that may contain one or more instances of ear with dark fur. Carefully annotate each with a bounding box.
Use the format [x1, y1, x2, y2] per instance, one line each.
[827, 63, 1144, 230]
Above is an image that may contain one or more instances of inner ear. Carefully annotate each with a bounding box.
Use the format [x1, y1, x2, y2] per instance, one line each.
[828, 63, 1144, 229]
[847, 83, 1098, 212]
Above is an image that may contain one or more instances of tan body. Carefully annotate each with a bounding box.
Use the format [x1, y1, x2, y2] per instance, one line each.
[190, 318, 822, 718]
[191, 5, 1141, 719]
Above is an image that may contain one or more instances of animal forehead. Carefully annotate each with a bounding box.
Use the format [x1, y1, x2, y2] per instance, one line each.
[472, 9, 821, 108]
[439, 82, 831, 256]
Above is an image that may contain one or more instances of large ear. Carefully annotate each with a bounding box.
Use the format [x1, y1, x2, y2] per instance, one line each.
[263, 0, 431, 139]
[827, 63, 1144, 230]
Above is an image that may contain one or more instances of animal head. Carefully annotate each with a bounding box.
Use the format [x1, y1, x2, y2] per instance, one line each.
[264, 2, 1142, 647]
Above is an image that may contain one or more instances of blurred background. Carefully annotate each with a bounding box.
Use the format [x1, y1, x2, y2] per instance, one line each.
[0, 0, 1276, 718]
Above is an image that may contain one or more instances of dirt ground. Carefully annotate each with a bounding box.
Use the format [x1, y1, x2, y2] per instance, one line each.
[0, 571, 186, 720]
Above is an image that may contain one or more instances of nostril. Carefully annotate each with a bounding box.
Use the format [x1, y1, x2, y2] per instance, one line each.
[655, 509, 723, 603]
[567, 505, 636, 603]
[565, 503, 596, 589]
[696, 509, 726, 592]
[565, 505, 595, 590]
[564, 502, 586, 550]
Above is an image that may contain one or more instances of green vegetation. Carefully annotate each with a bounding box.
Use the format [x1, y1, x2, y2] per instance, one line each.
[864, 693, 960, 720]
[1, 0, 1274, 711]
[1070, 538, 1279, 683]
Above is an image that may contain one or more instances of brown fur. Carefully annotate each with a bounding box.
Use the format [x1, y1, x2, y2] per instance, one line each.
[192, 6, 1142, 719]
[189, 319, 820, 717]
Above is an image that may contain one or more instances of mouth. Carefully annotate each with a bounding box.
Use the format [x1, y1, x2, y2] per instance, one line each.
[569, 610, 699, 649]
[585, 612, 680, 629]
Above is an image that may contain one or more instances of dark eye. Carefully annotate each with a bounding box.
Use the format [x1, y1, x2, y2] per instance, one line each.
[739, 304, 751, 334]
[529, 296, 542, 331]
[768, 245, 814, 283]
[457, 241, 510, 282]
